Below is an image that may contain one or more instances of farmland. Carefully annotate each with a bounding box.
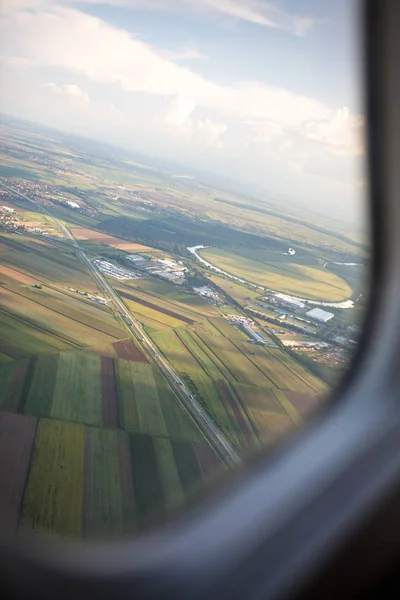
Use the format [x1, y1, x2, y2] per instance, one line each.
[199, 247, 352, 302]
[0, 351, 225, 538]
[20, 419, 85, 538]
[149, 318, 327, 450]
[0, 116, 365, 540]
[0, 232, 128, 360]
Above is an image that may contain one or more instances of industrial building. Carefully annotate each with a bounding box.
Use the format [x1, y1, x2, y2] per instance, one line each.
[240, 323, 267, 344]
[305, 308, 334, 323]
[273, 293, 305, 309]
[127, 254, 146, 263]
[93, 259, 141, 280]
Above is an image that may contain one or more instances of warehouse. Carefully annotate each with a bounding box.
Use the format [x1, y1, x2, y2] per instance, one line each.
[273, 293, 306, 309]
[305, 308, 334, 323]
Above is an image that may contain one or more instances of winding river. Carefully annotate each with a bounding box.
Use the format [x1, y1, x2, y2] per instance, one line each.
[187, 245, 356, 309]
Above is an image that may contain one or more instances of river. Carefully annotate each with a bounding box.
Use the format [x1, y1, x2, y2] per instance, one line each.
[187, 245, 355, 309]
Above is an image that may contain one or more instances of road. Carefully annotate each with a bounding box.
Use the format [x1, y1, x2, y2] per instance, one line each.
[1, 182, 241, 468]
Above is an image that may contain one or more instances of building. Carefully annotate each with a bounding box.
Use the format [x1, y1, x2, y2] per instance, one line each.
[66, 201, 80, 209]
[273, 293, 305, 309]
[288, 247, 296, 255]
[305, 308, 334, 323]
[127, 254, 146, 263]
[1, 205, 14, 212]
[240, 323, 267, 343]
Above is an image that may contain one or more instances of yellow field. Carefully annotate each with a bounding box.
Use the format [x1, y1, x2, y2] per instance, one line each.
[201, 248, 352, 302]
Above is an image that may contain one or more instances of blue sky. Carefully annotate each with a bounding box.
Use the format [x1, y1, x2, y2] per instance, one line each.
[0, 0, 365, 225]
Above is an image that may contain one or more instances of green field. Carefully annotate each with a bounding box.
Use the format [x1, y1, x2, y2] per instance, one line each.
[51, 351, 103, 427]
[149, 328, 241, 446]
[20, 419, 85, 537]
[0, 116, 360, 540]
[129, 362, 167, 436]
[25, 354, 59, 418]
[200, 247, 352, 302]
[84, 428, 126, 538]
[0, 233, 127, 360]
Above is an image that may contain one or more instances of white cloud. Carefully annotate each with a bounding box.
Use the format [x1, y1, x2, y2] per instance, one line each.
[0, 0, 365, 224]
[161, 46, 208, 61]
[303, 107, 364, 157]
[0, 4, 362, 157]
[0, 0, 314, 36]
[43, 82, 90, 103]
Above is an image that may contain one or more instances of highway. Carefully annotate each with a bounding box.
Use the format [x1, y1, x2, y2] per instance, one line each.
[1, 182, 241, 468]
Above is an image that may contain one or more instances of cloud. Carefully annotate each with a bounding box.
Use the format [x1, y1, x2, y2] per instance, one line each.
[303, 107, 364, 157]
[0, 0, 364, 223]
[0, 0, 314, 36]
[161, 46, 208, 61]
[43, 82, 90, 103]
[0, 4, 362, 157]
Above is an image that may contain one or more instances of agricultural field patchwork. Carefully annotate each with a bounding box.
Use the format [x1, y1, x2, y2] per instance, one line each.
[200, 247, 352, 302]
[0, 116, 364, 542]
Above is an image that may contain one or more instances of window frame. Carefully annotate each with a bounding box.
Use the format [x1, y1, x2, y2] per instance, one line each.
[2, 1, 400, 598]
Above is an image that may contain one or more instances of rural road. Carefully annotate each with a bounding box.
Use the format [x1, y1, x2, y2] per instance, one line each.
[1, 182, 241, 468]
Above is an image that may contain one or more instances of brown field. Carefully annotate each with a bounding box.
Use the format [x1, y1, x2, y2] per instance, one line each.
[101, 356, 119, 429]
[0, 264, 39, 285]
[194, 443, 225, 479]
[0, 412, 37, 536]
[217, 380, 254, 446]
[113, 339, 148, 363]
[119, 291, 194, 324]
[70, 227, 152, 251]
[284, 391, 319, 416]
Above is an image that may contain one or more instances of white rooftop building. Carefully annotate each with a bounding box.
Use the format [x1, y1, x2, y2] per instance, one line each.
[305, 308, 334, 323]
[127, 254, 146, 262]
[66, 201, 80, 209]
[274, 293, 305, 309]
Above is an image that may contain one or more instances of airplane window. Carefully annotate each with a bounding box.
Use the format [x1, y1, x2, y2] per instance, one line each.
[0, 0, 368, 541]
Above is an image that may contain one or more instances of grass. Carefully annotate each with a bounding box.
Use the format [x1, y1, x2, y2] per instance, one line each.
[25, 354, 59, 418]
[0, 309, 71, 359]
[0, 361, 16, 408]
[122, 297, 185, 329]
[234, 384, 291, 444]
[172, 441, 203, 498]
[273, 389, 302, 426]
[149, 328, 238, 444]
[175, 328, 244, 444]
[194, 324, 271, 387]
[200, 247, 352, 302]
[115, 359, 140, 431]
[131, 363, 167, 437]
[51, 351, 102, 427]
[20, 419, 85, 537]
[208, 274, 261, 306]
[125, 279, 220, 319]
[0, 233, 127, 358]
[1, 359, 31, 413]
[84, 428, 124, 538]
[153, 437, 185, 512]
[129, 433, 164, 527]
[154, 373, 204, 443]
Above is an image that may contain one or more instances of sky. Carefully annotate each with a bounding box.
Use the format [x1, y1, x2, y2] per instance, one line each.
[0, 0, 366, 226]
